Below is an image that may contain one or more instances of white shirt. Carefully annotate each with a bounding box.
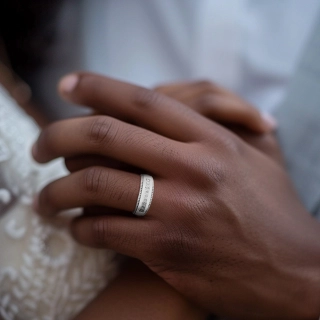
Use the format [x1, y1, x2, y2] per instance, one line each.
[35, 0, 320, 118]
[80, 0, 320, 113]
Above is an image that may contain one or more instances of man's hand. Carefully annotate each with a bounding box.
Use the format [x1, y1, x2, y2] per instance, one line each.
[32, 73, 320, 319]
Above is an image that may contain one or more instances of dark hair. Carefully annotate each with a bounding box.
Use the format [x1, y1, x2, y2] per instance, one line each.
[0, 0, 64, 77]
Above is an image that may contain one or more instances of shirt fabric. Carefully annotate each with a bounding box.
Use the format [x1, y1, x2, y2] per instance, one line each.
[34, 0, 320, 118]
[81, 0, 320, 113]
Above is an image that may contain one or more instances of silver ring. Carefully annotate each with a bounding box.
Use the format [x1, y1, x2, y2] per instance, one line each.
[133, 174, 154, 216]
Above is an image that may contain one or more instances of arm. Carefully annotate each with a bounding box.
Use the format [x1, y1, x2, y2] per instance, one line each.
[74, 259, 207, 320]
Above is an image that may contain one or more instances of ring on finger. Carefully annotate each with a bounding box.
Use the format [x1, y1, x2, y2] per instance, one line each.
[133, 174, 154, 217]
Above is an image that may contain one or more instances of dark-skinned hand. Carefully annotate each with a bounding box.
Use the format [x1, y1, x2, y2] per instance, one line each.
[154, 80, 283, 164]
[32, 73, 320, 320]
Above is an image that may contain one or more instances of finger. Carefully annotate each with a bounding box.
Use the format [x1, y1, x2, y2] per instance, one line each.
[58, 73, 221, 142]
[155, 80, 223, 104]
[155, 80, 223, 97]
[154, 81, 197, 95]
[233, 129, 284, 165]
[71, 215, 153, 259]
[33, 116, 182, 174]
[65, 155, 138, 174]
[83, 206, 132, 217]
[155, 81, 276, 133]
[65, 155, 115, 172]
[34, 167, 146, 216]
[192, 94, 276, 133]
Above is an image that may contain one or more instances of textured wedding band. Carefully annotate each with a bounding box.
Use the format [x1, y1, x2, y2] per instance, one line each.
[133, 174, 154, 216]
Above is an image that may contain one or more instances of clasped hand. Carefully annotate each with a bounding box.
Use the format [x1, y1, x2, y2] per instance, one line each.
[32, 74, 320, 319]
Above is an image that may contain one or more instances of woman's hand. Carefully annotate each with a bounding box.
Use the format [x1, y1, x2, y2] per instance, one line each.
[155, 80, 283, 164]
[32, 73, 320, 320]
[155, 80, 276, 133]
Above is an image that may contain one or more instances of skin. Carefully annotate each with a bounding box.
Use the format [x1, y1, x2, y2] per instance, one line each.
[0, 68, 206, 320]
[74, 79, 269, 320]
[154, 80, 283, 165]
[32, 73, 320, 320]
[74, 79, 276, 320]
[75, 259, 206, 320]
[155, 80, 274, 133]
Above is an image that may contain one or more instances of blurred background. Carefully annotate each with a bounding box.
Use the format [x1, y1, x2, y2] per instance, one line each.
[1, 0, 319, 120]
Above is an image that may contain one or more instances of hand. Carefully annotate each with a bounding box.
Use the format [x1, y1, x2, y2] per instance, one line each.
[65, 79, 281, 173]
[155, 80, 283, 164]
[32, 73, 320, 319]
[155, 80, 276, 133]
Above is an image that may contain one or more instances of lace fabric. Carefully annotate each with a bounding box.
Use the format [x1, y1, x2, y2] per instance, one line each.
[0, 86, 118, 320]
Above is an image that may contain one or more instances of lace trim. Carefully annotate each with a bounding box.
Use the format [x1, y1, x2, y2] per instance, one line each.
[0, 86, 118, 320]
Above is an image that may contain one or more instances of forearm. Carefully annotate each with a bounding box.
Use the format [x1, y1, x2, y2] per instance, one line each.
[74, 259, 207, 320]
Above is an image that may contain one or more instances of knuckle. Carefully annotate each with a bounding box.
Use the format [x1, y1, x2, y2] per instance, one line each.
[87, 116, 116, 146]
[155, 222, 201, 261]
[158, 229, 185, 254]
[155, 140, 182, 163]
[173, 145, 229, 189]
[210, 162, 227, 185]
[133, 88, 164, 110]
[219, 132, 244, 155]
[91, 217, 139, 252]
[92, 218, 109, 245]
[196, 160, 227, 188]
[82, 167, 108, 198]
[174, 147, 223, 185]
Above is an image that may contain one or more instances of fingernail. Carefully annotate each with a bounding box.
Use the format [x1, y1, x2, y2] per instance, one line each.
[60, 74, 79, 93]
[33, 194, 39, 213]
[261, 112, 278, 130]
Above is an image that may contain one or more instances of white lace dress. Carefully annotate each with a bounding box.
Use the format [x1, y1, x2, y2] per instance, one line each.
[0, 86, 118, 320]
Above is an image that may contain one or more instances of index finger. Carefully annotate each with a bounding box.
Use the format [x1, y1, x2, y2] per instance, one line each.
[58, 73, 224, 142]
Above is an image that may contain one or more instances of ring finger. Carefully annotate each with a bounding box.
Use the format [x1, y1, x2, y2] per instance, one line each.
[34, 166, 157, 217]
